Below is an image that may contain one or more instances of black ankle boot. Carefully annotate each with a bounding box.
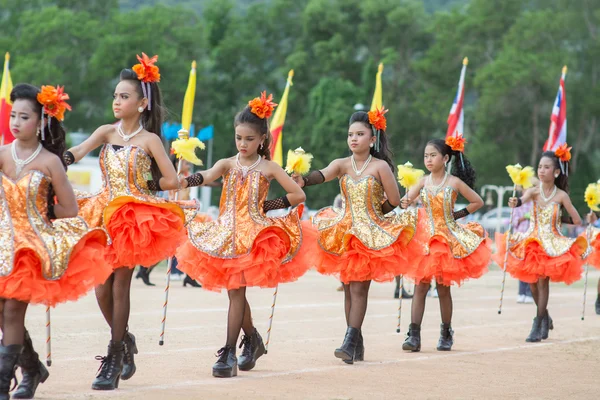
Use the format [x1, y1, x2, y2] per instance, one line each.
[121, 331, 138, 380]
[334, 327, 359, 364]
[525, 317, 543, 342]
[213, 345, 237, 378]
[595, 296, 600, 315]
[13, 330, 49, 399]
[238, 329, 265, 371]
[437, 323, 454, 351]
[353, 331, 364, 362]
[183, 275, 201, 288]
[402, 323, 421, 352]
[91, 341, 124, 390]
[541, 311, 554, 340]
[136, 268, 155, 286]
[0, 344, 23, 400]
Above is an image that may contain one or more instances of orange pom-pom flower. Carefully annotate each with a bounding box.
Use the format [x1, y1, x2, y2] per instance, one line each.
[37, 85, 72, 121]
[554, 143, 572, 162]
[132, 53, 160, 83]
[445, 133, 466, 153]
[248, 91, 277, 119]
[368, 106, 388, 131]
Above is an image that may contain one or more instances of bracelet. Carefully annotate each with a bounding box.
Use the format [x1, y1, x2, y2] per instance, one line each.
[185, 173, 204, 187]
[516, 198, 523, 207]
[63, 151, 75, 166]
[453, 208, 470, 220]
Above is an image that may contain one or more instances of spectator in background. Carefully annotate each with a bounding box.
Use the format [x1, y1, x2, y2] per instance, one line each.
[511, 189, 534, 304]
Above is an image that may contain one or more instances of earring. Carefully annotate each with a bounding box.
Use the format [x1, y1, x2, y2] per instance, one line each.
[369, 143, 374, 148]
[554, 174, 559, 178]
[444, 161, 448, 167]
[138, 106, 144, 113]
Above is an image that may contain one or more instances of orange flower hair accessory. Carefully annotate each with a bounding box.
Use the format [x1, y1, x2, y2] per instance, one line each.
[37, 85, 72, 122]
[445, 133, 466, 153]
[554, 143, 572, 162]
[368, 106, 388, 131]
[248, 91, 277, 119]
[132, 53, 160, 83]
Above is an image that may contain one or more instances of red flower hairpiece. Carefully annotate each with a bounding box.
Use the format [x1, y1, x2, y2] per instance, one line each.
[132, 53, 160, 83]
[37, 85, 72, 121]
[555, 143, 572, 162]
[248, 91, 277, 119]
[445, 132, 466, 153]
[368, 106, 388, 131]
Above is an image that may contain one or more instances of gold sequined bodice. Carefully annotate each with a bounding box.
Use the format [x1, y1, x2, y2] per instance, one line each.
[419, 186, 485, 258]
[0, 171, 98, 279]
[312, 175, 417, 255]
[76, 144, 196, 230]
[509, 202, 588, 259]
[186, 169, 302, 261]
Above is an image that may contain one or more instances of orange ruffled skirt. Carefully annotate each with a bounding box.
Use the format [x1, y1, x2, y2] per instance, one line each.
[403, 215, 491, 287]
[586, 235, 600, 270]
[494, 233, 585, 284]
[302, 220, 415, 284]
[176, 227, 309, 292]
[0, 230, 112, 306]
[105, 203, 186, 269]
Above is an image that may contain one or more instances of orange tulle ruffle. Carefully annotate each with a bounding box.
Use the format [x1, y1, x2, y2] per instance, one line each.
[587, 236, 600, 270]
[176, 227, 306, 292]
[0, 230, 112, 306]
[403, 215, 491, 286]
[302, 221, 415, 284]
[105, 202, 186, 269]
[406, 237, 491, 286]
[494, 233, 584, 284]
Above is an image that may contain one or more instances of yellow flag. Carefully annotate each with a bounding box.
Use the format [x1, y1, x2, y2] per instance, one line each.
[181, 61, 196, 132]
[0, 52, 14, 144]
[270, 70, 294, 166]
[370, 63, 383, 111]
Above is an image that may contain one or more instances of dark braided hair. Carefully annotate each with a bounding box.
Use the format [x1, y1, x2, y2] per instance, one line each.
[10, 83, 67, 219]
[427, 139, 477, 189]
[348, 111, 394, 172]
[234, 106, 272, 160]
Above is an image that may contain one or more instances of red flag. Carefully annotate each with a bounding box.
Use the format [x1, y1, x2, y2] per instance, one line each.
[0, 52, 14, 145]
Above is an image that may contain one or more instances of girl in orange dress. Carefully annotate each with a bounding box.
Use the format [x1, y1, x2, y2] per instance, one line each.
[175, 92, 307, 378]
[494, 146, 589, 342]
[0, 84, 111, 400]
[64, 54, 197, 390]
[293, 109, 418, 364]
[400, 137, 490, 352]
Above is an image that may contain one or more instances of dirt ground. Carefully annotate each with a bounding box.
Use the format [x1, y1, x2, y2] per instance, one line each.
[22, 267, 599, 400]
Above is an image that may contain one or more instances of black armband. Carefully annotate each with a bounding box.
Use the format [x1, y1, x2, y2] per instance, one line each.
[146, 180, 162, 192]
[185, 172, 204, 187]
[63, 151, 75, 166]
[263, 196, 291, 213]
[453, 208, 470, 220]
[302, 170, 325, 187]
[381, 200, 398, 214]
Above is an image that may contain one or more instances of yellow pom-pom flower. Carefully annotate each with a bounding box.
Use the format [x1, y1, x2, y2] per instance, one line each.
[285, 147, 313, 175]
[584, 183, 600, 212]
[506, 164, 535, 189]
[396, 161, 425, 189]
[171, 137, 206, 166]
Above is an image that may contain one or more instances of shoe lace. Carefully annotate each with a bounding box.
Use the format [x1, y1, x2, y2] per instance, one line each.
[95, 355, 114, 378]
[215, 346, 229, 363]
[239, 335, 252, 357]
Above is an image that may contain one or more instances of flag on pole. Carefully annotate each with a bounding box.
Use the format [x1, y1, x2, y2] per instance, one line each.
[181, 61, 197, 133]
[0, 52, 14, 145]
[543, 66, 568, 151]
[270, 70, 293, 166]
[370, 63, 383, 111]
[446, 57, 468, 138]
